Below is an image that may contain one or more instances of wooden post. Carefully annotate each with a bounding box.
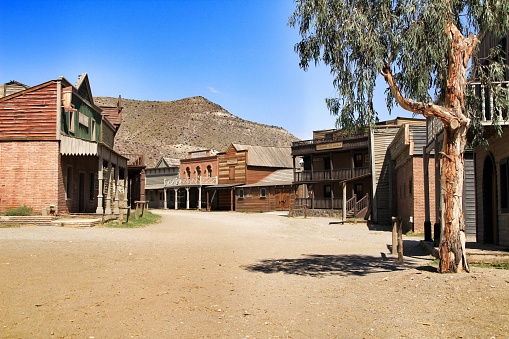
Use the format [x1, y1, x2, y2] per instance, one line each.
[392, 217, 398, 255]
[392, 216, 403, 261]
[397, 217, 403, 262]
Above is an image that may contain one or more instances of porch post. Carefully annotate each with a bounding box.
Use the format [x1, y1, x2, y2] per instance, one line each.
[105, 161, 113, 215]
[342, 182, 347, 222]
[113, 164, 120, 214]
[163, 188, 167, 209]
[230, 188, 234, 211]
[186, 187, 190, 209]
[123, 167, 128, 209]
[96, 156, 104, 214]
[174, 188, 178, 210]
[198, 186, 202, 210]
[330, 183, 334, 210]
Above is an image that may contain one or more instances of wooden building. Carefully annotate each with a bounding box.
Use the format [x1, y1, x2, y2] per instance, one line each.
[0, 74, 129, 216]
[145, 157, 180, 209]
[207, 144, 293, 211]
[235, 169, 294, 212]
[292, 118, 426, 222]
[162, 149, 219, 210]
[388, 124, 435, 232]
[471, 31, 509, 246]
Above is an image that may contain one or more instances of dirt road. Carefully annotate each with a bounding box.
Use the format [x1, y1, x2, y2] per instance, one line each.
[1, 210, 508, 338]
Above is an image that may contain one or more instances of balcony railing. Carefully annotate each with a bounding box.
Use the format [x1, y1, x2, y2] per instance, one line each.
[164, 176, 218, 186]
[295, 167, 370, 183]
[295, 198, 343, 209]
[470, 81, 509, 123]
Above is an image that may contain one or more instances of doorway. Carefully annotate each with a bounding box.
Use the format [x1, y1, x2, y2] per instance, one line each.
[79, 172, 85, 213]
[483, 156, 498, 244]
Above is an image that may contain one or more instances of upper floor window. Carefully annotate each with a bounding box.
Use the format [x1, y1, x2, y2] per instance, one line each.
[69, 111, 75, 133]
[207, 165, 213, 177]
[354, 153, 363, 168]
[229, 166, 235, 180]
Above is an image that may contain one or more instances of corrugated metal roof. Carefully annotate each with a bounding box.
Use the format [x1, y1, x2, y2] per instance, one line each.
[232, 144, 293, 168]
[240, 169, 294, 187]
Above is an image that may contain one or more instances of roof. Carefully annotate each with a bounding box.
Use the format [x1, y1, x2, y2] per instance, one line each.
[239, 169, 294, 187]
[153, 157, 181, 169]
[232, 144, 293, 168]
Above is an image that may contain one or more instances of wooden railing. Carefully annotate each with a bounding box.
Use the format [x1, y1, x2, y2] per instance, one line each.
[470, 81, 509, 123]
[295, 167, 370, 182]
[294, 198, 342, 209]
[164, 176, 218, 186]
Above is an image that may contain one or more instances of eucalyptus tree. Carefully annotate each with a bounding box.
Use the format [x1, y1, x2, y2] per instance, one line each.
[289, 0, 509, 273]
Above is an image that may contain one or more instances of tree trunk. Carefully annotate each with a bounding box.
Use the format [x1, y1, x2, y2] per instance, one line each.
[438, 124, 470, 273]
[381, 22, 477, 273]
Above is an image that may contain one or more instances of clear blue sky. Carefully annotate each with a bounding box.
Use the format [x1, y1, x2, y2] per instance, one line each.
[0, 0, 410, 140]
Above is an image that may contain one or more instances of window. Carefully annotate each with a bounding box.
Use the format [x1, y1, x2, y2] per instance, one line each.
[207, 165, 212, 177]
[324, 157, 331, 170]
[196, 166, 201, 178]
[89, 173, 96, 201]
[69, 111, 75, 133]
[66, 166, 73, 199]
[229, 166, 235, 180]
[354, 154, 363, 168]
[91, 120, 96, 141]
[238, 189, 244, 199]
[324, 185, 332, 198]
[260, 188, 266, 198]
[501, 157, 509, 212]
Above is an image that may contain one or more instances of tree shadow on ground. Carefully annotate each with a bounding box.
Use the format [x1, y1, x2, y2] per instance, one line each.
[243, 253, 420, 278]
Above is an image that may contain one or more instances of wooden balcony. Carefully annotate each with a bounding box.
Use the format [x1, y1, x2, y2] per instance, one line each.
[292, 133, 369, 156]
[164, 176, 218, 186]
[294, 167, 370, 183]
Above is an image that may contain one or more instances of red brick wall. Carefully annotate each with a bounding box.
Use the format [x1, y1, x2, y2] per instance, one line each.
[0, 141, 60, 214]
[395, 156, 436, 233]
[60, 155, 100, 214]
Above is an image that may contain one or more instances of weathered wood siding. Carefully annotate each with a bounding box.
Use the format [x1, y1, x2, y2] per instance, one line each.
[218, 146, 247, 184]
[0, 83, 57, 141]
[464, 152, 476, 236]
[235, 187, 294, 212]
[371, 126, 400, 225]
[101, 123, 115, 149]
[246, 167, 275, 185]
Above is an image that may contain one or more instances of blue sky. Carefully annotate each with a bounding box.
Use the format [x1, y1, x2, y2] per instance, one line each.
[0, 0, 410, 140]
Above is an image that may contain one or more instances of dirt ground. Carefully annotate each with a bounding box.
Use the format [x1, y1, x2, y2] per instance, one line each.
[1, 210, 508, 339]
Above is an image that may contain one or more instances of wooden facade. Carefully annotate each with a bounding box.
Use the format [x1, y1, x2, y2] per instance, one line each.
[0, 74, 129, 216]
[292, 118, 427, 221]
[210, 144, 294, 212]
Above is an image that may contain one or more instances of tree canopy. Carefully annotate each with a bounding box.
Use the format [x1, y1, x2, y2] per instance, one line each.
[289, 0, 509, 131]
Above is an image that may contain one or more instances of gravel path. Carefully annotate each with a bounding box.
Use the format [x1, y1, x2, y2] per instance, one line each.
[1, 210, 508, 338]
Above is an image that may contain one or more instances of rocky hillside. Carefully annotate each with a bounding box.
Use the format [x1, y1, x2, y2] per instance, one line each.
[94, 96, 299, 167]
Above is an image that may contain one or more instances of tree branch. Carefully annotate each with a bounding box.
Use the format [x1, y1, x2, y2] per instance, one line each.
[381, 65, 457, 125]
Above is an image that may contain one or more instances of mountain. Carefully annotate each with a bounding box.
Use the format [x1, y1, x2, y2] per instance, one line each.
[94, 96, 300, 167]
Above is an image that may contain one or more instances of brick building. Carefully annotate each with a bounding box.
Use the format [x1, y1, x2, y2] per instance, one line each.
[389, 124, 436, 232]
[0, 74, 128, 215]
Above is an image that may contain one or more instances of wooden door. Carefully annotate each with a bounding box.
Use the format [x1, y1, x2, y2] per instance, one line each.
[276, 188, 290, 210]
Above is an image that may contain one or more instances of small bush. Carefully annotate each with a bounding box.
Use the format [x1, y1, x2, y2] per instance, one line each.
[3, 205, 38, 216]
